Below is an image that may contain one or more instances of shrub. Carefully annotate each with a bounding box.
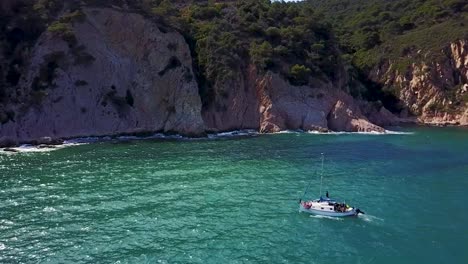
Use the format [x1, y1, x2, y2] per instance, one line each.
[47, 22, 77, 46]
[250, 41, 274, 70]
[289, 64, 311, 86]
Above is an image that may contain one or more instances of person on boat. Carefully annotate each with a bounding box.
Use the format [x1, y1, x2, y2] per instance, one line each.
[326, 191, 329, 198]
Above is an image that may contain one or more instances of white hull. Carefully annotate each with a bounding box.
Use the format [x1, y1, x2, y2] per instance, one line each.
[299, 203, 358, 217]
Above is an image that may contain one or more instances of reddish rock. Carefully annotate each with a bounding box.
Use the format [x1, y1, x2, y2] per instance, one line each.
[369, 39, 468, 125]
[327, 101, 385, 132]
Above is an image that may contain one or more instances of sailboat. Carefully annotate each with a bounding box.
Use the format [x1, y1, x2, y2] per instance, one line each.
[299, 154, 365, 217]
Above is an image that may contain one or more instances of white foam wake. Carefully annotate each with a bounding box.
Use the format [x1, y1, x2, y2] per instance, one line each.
[359, 214, 384, 223]
[309, 215, 344, 221]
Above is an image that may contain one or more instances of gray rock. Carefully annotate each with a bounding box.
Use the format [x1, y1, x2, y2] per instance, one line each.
[0, 137, 18, 148]
[0, 7, 205, 144]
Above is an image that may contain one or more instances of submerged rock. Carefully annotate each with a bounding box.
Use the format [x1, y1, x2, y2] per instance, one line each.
[3, 148, 19, 153]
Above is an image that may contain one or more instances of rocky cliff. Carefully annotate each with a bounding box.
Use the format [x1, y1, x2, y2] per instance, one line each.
[0, 6, 397, 147]
[370, 39, 468, 126]
[0, 7, 205, 146]
[203, 64, 386, 133]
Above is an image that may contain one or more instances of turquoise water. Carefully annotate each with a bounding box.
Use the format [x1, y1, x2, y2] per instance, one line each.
[1, 127, 468, 263]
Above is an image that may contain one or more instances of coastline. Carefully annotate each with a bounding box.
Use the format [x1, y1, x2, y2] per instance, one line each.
[0, 127, 417, 154]
[2, 123, 467, 153]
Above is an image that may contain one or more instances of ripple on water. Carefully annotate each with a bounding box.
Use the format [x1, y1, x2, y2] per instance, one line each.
[0, 129, 467, 263]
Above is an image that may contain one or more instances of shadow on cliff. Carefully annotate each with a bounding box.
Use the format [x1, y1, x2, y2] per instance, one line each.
[357, 70, 404, 115]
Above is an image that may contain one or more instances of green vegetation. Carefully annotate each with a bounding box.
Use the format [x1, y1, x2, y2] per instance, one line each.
[289, 65, 312, 86]
[172, 0, 341, 103]
[308, 0, 468, 71]
[306, 0, 468, 111]
[1, 0, 467, 118]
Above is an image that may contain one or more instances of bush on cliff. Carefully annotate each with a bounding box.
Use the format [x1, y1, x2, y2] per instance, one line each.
[1, 0, 467, 116]
[289, 65, 312, 86]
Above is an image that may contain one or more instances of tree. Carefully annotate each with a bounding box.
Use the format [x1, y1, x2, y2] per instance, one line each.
[289, 64, 311, 86]
[250, 41, 274, 70]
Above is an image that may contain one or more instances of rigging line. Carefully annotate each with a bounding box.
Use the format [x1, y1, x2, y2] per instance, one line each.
[319, 153, 324, 197]
[301, 169, 317, 201]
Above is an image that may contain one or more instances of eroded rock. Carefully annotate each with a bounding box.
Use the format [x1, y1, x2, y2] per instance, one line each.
[0, 7, 205, 143]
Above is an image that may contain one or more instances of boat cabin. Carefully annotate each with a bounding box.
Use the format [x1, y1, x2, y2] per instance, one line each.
[301, 197, 352, 213]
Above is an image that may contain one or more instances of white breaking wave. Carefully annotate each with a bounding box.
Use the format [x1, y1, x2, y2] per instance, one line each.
[208, 130, 258, 138]
[1, 128, 413, 154]
[1, 130, 262, 154]
[43, 207, 57, 213]
[306, 130, 414, 135]
[273, 130, 303, 134]
[63, 136, 110, 144]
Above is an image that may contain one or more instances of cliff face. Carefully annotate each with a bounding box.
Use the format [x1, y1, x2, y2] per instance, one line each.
[370, 39, 468, 125]
[0, 6, 393, 147]
[0, 7, 205, 144]
[202, 65, 261, 132]
[203, 64, 387, 133]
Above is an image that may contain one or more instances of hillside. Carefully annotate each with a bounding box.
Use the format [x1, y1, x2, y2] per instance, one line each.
[0, 0, 466, 146]
[307, 0, 468, 123]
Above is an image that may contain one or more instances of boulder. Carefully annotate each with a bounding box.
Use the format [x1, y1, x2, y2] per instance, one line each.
[36, 137, 63, 145]
[0, 137, 18, 148]
[327, 100, 385, 132]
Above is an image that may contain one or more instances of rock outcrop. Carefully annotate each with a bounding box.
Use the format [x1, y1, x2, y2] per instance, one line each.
[204, 66, 389, 133]
[257, 73, 385, 133]
[327, 100, 385, 132]
[0, 7, 205, 144]
[0, 6, 394, 147]
[202, 65, 261, 132]
[370, 39, 468, 125]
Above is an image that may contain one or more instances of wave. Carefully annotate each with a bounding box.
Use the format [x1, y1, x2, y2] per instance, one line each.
[1, 144, 68, 154]
[1, 130, 261, 154]
[207, 130, 258, 139]
[0, 128, 413, 154]
[63, 136, 111, 144]
[42, 207, 57, 213]
[272, 130, 303, 134]
[306, 130, 414, 135]
[0, 140, 89, 154]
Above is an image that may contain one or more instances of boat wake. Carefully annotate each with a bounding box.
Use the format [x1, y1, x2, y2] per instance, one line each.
[358, 214, 384, 223]
[309, 215, 344, 221]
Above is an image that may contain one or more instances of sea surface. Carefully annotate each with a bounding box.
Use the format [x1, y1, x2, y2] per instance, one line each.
[1, 127, 467, 263]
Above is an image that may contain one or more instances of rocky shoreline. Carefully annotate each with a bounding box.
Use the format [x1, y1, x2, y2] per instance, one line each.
[1, 6, 466, 148]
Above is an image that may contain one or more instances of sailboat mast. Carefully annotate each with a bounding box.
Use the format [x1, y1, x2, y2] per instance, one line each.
[319, 153, 324, 197]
